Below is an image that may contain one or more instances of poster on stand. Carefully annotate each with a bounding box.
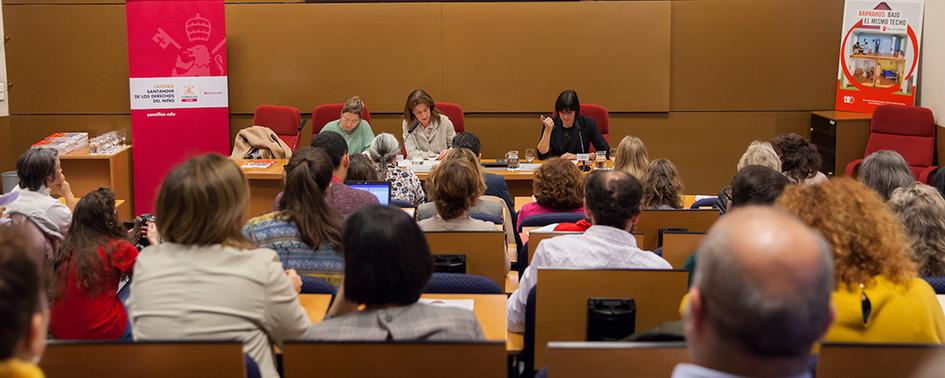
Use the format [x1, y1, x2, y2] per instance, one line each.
[126, 0, 230, 214]
[835, 0, 924, 113]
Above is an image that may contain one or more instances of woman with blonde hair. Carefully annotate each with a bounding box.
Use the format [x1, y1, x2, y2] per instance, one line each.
[613, 135, 649, 179]
[130, 154, 310, 378]
[319, 96, 375, 154]
[777, 178, 945, 343]
[889, 184, 945, 276]
[641, 159, 684, 210]
[737, 141, 782, 172]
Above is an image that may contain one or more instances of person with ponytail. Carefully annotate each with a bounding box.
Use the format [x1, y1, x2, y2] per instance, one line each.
[243, 147, 344, 286]
[49, 187, 139, 340]
[366, 133, 425, 206]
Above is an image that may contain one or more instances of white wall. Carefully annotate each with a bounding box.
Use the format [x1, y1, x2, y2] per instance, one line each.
[920, 0, 944, 124]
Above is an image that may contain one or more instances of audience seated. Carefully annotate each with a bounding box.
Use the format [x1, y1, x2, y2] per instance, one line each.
[717, 141, 783, 214]
[417, 156, 496, 232]
[777, 178, 945, 344]
[309, 205, 484, 341]
[49, 188, 138, 341]
[0, 228, 47, 378]
[729, 165, 791, 209]
[676, 207, 833, 378]
[888, 184, 945, 277]
[857, 150, 916, 201]
[4, 148, 75, 235]
[507, 170, 671, 333]
[402, 89, 456, 160]
[346, 153, 380, 181]
[417, 148, 504, 221]
[931, 169, 945, 199]
[275, 131, 378, 218]
[130, 154, 310, 378]
[771, 133, 827, 185]
[318, 96, 375, 155]
[684, 165, 791, 278]
[366, 133, 425, 206]
[244, 148, 344, 286]
[451, 132, 515, 217]
[517, 158, 585, 230]
[613, 135, 649, 180]
[736, 141, 782, 172]
[641, 159, 684, 210]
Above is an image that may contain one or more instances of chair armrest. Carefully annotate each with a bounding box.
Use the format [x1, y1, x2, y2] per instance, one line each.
[918, 166, 939, 184]
[844, 159, 864, 177]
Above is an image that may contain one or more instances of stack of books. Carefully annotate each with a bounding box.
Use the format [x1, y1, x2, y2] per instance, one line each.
[32, 133, 89, 155]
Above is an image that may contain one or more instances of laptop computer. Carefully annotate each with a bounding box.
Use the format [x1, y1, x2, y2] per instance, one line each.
[346, 180, 392, 206]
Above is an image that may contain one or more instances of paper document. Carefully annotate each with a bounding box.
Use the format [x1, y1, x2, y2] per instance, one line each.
[419, 298, 475, 312]
[241, 161, 274, 169]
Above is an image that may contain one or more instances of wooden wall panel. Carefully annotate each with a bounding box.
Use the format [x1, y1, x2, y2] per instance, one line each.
[225, 3, 443, 114]
[0, 117, 13, 173]
[670, 0, 843, 111]
[442, 2, 670, 112]
[5, 5, 129, 114]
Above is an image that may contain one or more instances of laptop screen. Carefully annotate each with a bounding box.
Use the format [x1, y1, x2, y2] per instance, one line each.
[346, 180, 391, 206]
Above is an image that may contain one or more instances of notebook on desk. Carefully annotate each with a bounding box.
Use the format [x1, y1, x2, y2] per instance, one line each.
[346, 180, 391, 206]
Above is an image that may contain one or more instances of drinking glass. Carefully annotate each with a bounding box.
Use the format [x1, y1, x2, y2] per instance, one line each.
[595, 151, 607, 169]
[525, 148, 536, 163]
[506, 150, 520, 171]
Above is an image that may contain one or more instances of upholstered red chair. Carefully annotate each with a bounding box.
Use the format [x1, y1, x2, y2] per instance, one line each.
[254, 105, 304, 151]
[844, 105, 938, 183]
[311, 103, 373, 136]
[434, 102, 464, 134]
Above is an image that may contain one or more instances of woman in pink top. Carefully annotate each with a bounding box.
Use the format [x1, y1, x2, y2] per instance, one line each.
[517, 158, 585, 230]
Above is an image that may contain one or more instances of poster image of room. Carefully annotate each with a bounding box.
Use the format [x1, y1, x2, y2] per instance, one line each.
[843, 31, 910, 93]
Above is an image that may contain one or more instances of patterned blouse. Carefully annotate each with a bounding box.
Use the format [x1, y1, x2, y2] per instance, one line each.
[380, 164, 425, 206]
[242, 212, 344, 286]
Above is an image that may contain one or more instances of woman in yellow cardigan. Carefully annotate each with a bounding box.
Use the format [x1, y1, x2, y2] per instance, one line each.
[778, 178, 945, 343]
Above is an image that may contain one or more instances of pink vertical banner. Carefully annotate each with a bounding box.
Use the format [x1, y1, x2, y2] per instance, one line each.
[126, 0, 230, 214]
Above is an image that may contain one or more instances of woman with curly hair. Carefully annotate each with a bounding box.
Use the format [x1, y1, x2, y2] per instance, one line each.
[858, 150, 916, 201]
[641, 159, 683, 210]
[517, 158, 585, 230]
[771, 133, 827, 185]
[777, 178, 945, 343]
[889, 185, 945, 276]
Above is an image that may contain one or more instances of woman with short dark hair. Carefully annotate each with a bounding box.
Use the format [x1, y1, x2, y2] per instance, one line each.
[346, 153, 379, 181]
[309, 205, 483, 341]
[4, 148, 77, 234]
[536, 89, 609, 160]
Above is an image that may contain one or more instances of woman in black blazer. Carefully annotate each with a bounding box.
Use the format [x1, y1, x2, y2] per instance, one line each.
[536, 89, 609, 160]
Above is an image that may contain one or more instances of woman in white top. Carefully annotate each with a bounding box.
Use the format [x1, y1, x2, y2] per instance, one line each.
[401, 89, 455, 160]
[128, 154, 310, 378]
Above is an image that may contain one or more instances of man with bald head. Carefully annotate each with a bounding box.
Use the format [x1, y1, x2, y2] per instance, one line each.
[675, 206, 834, 378]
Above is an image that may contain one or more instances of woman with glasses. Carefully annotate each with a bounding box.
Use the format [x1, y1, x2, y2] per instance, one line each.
[319, 96, 375, 154]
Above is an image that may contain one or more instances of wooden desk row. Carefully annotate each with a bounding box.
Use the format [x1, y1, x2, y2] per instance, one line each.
[38, 340, 942, 378]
